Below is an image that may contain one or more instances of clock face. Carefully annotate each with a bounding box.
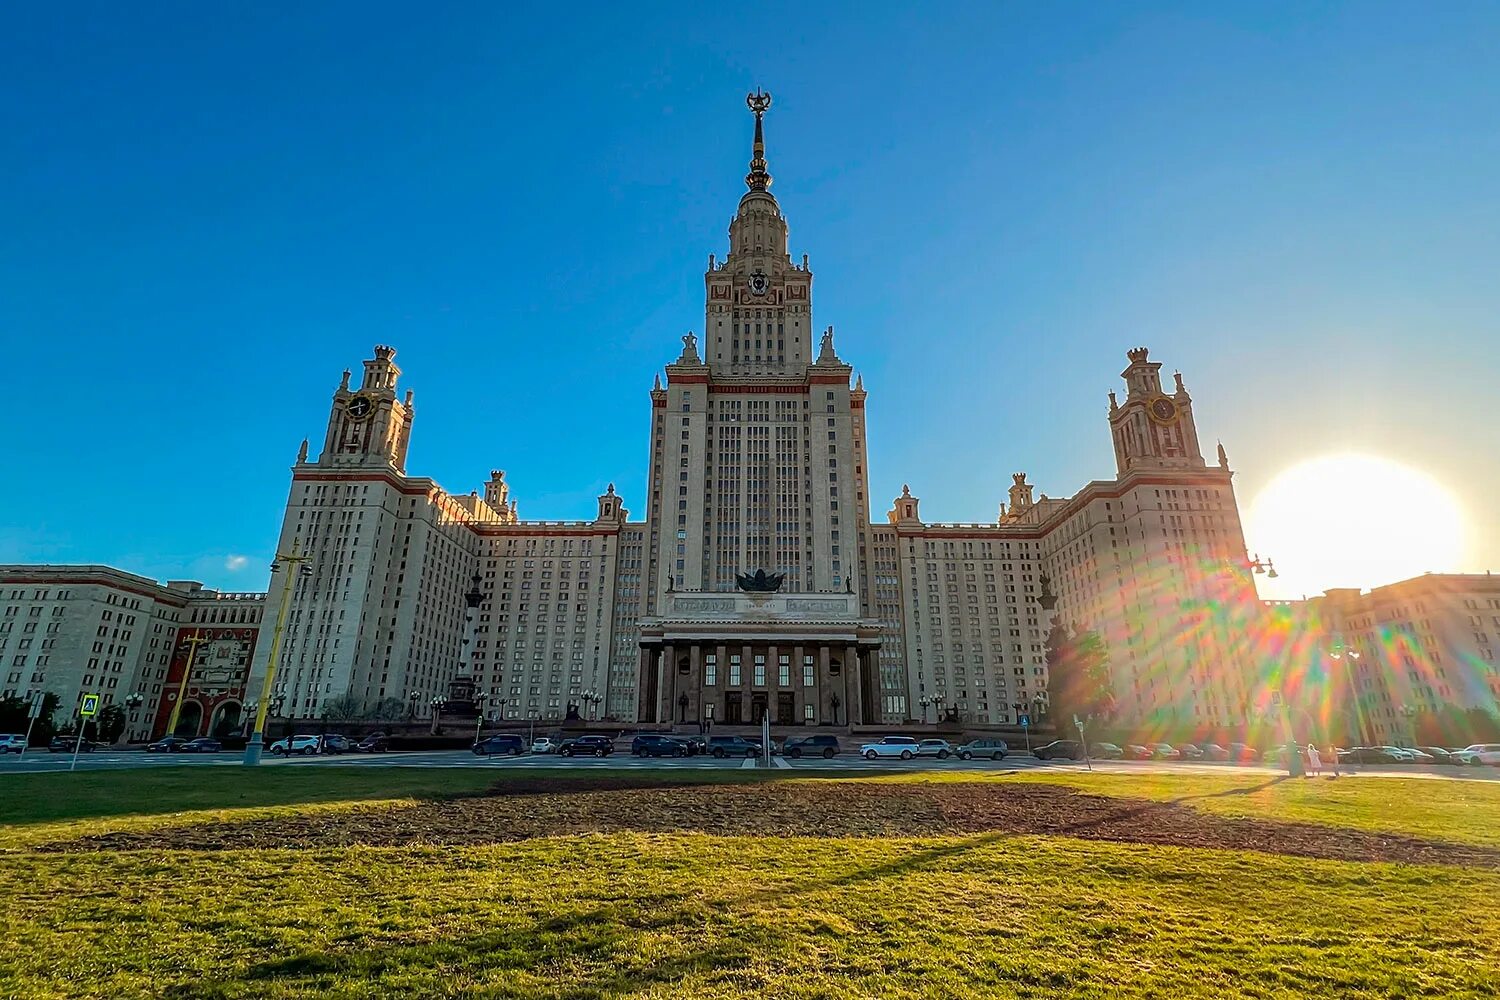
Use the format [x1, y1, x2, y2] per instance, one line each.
[748, 271, 770, 296]
[346, 395, 374, 420]
[1148, 396, 1178, 424]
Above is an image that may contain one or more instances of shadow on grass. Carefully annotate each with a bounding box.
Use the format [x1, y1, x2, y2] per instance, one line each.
[215, 831, 1015, 999]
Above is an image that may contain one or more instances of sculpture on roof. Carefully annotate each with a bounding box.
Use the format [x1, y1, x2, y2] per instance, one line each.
[735, 569, 785, 593]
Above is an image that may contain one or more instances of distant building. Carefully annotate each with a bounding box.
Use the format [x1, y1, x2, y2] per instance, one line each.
[1266, 573, 1500, 743]
[0, 566, 264, 741]
[243, 94, 1267, 731]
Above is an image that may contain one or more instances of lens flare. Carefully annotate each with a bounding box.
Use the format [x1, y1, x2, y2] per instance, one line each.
[1247, 453, 1466, 600]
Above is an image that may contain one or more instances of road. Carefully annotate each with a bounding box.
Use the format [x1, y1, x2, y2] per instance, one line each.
[2, 748, 1495, 779]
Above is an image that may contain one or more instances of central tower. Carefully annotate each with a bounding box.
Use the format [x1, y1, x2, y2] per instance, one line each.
[644, 92, 871, 611]
[703, 90, 815, 375]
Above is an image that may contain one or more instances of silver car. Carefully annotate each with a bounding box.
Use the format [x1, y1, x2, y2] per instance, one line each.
[915, 739, 955, 759]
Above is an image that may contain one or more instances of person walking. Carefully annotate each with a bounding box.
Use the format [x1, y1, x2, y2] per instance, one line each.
[1306, 742, 1322, 777]
[1328, 743, 1341, 778]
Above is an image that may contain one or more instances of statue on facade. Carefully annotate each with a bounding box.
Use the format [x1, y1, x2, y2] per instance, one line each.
[736, 569, 785, 593]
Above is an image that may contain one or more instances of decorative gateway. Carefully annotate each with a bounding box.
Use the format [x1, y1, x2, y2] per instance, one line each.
[735, 569, 785, 593]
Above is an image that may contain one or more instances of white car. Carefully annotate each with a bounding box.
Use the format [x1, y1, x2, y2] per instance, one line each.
[0, 734, 26, 754]
[861, 736, 921, 760]
[1460, 743, 1500, 766]
[531, 737, 558, 754]
[269, 734, 322, 756]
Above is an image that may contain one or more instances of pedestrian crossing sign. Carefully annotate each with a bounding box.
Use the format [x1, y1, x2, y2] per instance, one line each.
[79, 693, 100, 718]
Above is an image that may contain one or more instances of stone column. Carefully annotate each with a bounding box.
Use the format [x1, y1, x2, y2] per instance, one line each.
[688, 643, 702, 726]
[793, 643, 805, 725]
[845, 644, 861, 726]
[661, 643, 676, 727]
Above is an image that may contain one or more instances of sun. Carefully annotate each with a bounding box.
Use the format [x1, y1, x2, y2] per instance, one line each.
[1246, 453, 1466, 599]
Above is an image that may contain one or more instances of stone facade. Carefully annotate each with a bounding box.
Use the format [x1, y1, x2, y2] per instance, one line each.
[1267, 574, 1500, 743]
[239, 94, 1269, 730]
[0, 567, 263, 741]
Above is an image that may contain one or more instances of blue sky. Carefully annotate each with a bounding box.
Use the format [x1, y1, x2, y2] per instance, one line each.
[3, 2, 1496, 598]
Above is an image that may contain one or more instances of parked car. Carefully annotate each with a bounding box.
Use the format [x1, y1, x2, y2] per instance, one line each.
[633, 735, 688, 758]
[180, 738, 221, 753]
[472, 734, 525, 756]
[1338, 746, 1403, 765]
[783, 734, 841, 759]
[915, 739, 955, 759]
[49, 735, 101, 753]
[146, 736, 192, 753]
[1197, 743, 1231, 761]
[529, 737, 557, 755]
[1125, 744, 1154, 760]
[1033, 739, 1085, 761]
[1416, 746, 1459, 765]
[320, 734, 354, 755]
[270, 735, 322, 756]
[1459, 743, 1500, 766]
[956, 738, 1008, 761]
[1226, 742, 1260, 763]
[860, 735, 921, 760]
[355, 734, 390, 753]
[559, 735, 615, 757]
[1151, 743, 1182, 760]
[1449, 747, 1484, 766]
[1176, 743, 1205, 760]
[0, 734, 25, 754]
[1090, 742, 1124, 760]
[708, 736, 762, 758]
[632, 734, 687, 757]
[1394, 746, 1435, 764]
[679, 736, 707, 755]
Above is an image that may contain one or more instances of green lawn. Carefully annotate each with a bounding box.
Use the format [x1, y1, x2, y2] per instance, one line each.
[2, 767, 1496, 999]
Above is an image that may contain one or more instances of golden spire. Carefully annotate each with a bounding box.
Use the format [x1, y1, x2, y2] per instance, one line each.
[745, 89, 773, 192]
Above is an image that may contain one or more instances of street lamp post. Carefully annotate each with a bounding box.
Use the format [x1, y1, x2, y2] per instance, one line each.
[1398, 703, 1419, 750]
[473, 692, 490, 744]
[581, 689, 602, 720]
[677, 692, 690, 724]
[430, 696, 447, 735]
[166, 631, 211, 739]
[829, 693, 841, 727]
[1328, 637, 1369, 749]
[244, 543, 312, 765]
[933, 694, 947, 725]
[919, 695, 931, 725]
[123, 691, 144, 743]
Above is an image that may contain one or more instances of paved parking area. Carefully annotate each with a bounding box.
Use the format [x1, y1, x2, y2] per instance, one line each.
[2, 747, 1495, 779]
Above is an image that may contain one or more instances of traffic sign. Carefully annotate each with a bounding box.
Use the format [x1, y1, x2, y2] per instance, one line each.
[1019, 714, 1030, 727]
[28, 694, 44, 720]
[79, 693, 100, 718]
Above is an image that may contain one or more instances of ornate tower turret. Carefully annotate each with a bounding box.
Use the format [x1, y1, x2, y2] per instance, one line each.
[1108, 347, 1205, 474]
[702, 90, 814, 374]
[317, 345, 415, 472]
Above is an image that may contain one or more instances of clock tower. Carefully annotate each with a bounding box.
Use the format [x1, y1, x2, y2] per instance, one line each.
[316, 345, 415, 472]
[1108, 347, 1205, 473]
[702, 90, 815, 375]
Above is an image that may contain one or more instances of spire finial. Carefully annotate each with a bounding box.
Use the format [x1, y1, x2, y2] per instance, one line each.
[745, 90, 773, 192]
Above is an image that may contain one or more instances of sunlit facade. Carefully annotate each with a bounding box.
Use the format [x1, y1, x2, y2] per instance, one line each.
[1263, 574, 1500, 744]
[244, 95, 1271, 729]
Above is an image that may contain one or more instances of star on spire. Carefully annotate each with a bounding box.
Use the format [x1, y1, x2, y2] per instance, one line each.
[745, 89, 773, 192]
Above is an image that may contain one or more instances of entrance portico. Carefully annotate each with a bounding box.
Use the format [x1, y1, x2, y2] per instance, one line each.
[637, 590, 882, 727]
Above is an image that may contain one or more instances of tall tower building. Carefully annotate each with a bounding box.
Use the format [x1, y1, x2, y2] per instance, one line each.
[237, 93, 1268, 737]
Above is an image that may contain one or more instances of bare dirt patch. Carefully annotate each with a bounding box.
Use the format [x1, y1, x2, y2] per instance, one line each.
[40, 778, 1500, 868]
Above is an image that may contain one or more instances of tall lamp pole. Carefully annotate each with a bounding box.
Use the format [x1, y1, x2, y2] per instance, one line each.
[1328, 636, 1368, 748]
[1397, 703, 1419, 750]
[166, 631, 210, 739]
[243, 542, 312, 765]
[473, 691, 490, 744]
[123, 691, 144, 743]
